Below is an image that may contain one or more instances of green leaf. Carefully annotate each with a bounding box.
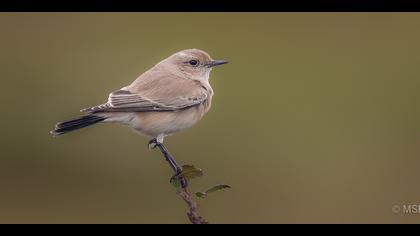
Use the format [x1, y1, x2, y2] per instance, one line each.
[195, 184, 231, 199]
[195, 192, 208, 198]
[178, 165, 203, 180]
[170, 176, 181, 188]
[205, 184, 231, 194]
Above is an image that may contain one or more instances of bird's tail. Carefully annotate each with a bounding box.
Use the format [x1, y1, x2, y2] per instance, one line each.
[50, 114, 106, 136]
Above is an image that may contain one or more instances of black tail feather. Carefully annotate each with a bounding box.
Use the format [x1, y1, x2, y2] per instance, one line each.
[51, 115, 105, 136]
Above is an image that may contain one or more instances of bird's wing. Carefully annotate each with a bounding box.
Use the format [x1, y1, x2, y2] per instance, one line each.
[81, 69, 209, 113]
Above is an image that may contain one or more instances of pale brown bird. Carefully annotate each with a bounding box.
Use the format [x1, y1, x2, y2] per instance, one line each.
[51, 49, 228, 185]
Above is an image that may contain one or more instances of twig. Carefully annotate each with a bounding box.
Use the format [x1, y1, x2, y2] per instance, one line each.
[151, 139, 208, 224]
[176, 187, 209, 224]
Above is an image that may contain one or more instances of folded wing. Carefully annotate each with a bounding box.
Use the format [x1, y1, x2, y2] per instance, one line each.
[81, 69, 209, 113]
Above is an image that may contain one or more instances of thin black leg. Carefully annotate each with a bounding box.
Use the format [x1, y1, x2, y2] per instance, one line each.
[149, 138, 188, 188]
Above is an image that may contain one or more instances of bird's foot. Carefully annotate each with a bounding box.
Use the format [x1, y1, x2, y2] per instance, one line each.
[148, 138, 158, 150]
[170, 169, 188, 188]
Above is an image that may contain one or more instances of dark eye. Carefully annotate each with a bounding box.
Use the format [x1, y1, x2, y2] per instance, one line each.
[189, 60, 199, 66]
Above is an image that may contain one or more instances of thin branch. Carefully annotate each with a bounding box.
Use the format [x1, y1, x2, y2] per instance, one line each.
[176, 187, 209, 224]
[151, 139, 208, 224]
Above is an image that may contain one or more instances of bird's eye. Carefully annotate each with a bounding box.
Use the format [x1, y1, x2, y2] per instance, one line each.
[189, 60, 199, 66]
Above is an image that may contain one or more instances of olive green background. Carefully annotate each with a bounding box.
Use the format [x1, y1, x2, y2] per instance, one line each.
[0, 13, 419, 223]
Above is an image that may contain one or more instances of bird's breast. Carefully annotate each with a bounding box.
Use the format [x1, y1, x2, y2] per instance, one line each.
[130, 101, 211, 137]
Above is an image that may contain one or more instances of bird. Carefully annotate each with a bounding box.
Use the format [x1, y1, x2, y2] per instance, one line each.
[51, 49, 228, 184]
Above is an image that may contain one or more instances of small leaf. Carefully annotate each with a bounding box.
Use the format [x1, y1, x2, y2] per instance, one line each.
[205, 184, 231, 194]
[170, 176, 181, 188]
[195, 192, 208, 198]
[196, 184, 231, 199]
[178, 165, 203, 180]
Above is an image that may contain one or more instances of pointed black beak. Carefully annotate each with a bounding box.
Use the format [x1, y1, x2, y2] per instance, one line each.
[208, 60, 229, 67]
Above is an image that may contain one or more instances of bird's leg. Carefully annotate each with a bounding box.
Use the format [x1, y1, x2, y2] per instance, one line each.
[148, 138, 188, 188]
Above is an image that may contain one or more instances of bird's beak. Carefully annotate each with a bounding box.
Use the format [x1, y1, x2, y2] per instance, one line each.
[207, 60, 229, 67]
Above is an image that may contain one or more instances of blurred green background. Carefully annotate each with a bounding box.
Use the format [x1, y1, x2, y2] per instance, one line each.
[0, 13, 420, 223]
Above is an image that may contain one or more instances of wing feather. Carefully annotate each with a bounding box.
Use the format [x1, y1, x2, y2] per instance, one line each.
[81, 69, 209, 113]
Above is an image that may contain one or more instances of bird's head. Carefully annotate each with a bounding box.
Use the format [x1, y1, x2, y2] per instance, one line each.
[160, 49, 228, 82]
